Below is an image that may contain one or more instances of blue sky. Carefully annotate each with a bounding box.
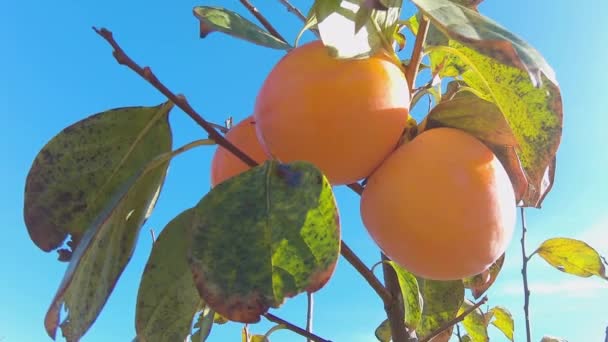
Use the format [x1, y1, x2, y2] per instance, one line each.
[1, 0, 607, 341]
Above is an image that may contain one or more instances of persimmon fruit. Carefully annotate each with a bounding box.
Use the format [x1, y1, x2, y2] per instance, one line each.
[253, 40, 411, 185]
[360, 127, 516, 280]
[210, 115, 268, 187]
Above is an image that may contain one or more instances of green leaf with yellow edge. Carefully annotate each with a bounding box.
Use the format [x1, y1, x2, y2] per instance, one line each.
[464, 254, 506, 300]
[413, 0, 557, 87]
[426, 41, 562, 208]
[374, 319, 391, 342]
[489, 306, 514, 341]
[534, 237, 608, 280]
[188, 160, 341, 323]
[24, 101, 173, 254]
[44, 147, 171, 341]
[135, 209, 202, 342]
[387, 261, 422, 329]
[417, 279, 464, 338]
[458, 299, 488, 342]
[193, 6, 291, 50]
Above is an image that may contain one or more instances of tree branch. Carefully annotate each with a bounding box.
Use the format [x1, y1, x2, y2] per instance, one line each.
[93, 27, 257, 168]
[264, 313, 331, 342]
[341, 242, 391, 304]
[239, 0, 288, 44]
[419, 296, 489, 342]
[521, 207, 532, 342]
[277, 0, 320, 38]
[405, 16, 429, 92]
[381, 253, 414, 342]
[306, 292, 314, 342]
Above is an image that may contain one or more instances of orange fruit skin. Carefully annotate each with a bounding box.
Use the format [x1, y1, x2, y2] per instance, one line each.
[253, 40, 411, 185]
[210, 116, 268, 187]
[360, 127, 516, 280]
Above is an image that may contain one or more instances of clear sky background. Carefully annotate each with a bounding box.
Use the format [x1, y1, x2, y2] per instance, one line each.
[1, 0, 607, 341]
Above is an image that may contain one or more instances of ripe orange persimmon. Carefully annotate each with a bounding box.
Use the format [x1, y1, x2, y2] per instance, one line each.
[253, 40, 411, 185]
[360, 127, 516, 280]
[210, 115, 268, 187]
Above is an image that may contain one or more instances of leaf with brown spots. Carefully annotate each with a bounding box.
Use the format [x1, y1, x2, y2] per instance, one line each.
[193, 6, 291, 50]
[23, 102, 173, 254]
[417, 278, 464, 338]
[188, 160, 341, 323]
[44, 149, 171, 341]
[413, 0, 557, 87]
[135, 209, 203, 342]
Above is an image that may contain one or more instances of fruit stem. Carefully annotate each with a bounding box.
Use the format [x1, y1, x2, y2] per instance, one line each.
[405, 15, 430, 92]
[264, 313, 331, 342]
[520, 207, 533, 342]
[239, 0, 289, 44]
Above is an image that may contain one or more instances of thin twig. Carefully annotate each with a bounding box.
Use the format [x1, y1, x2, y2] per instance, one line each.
[149, 228, 156, 244]
[419, 296, 489, 342]
[381, 253, 413, 342]
[277, 0, 320, 38]
[93, 27, 257, 168]
[341, 242, 391, 304]
[521, 207, 532, 342]
[239, 0, 288, 43]
[456, 324, 463, 342]
[306, 292, 314, 342]
[264, 313, 331, 342]
[604, 325, 608, 342]
[405, 16, 430, 92]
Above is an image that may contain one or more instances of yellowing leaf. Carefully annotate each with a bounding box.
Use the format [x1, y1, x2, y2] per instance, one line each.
[489, 306, 514, 341]
[387, 261, 422, 329]
[458, 299, 488, 342]
[464, 254, 505, 300]
[374, 319, 391, 342]
[535, 238, 608, 280]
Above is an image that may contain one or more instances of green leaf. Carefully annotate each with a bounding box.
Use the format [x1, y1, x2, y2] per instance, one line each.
[310, 0, 402, 59]
[387, 261, 422, 329]
[461, 334, 473, 342]
[534, 238, 608, 280]
[374, 319, 391, 342]
[464, 254, 505, 300]
[188, 160, 341, 323]
[44, 148, 172, 341]
[413, 0, 557, 87]
[459, 299, 488, 342]
[191, 307, 215, 342]
[193, 6, 291, 50]
[417, 279, 465, 338]
[426, 41, 562, 208]
[24, 102, 173, 254]
[135, 209, 202, 342]
[489, 306, 514, 341]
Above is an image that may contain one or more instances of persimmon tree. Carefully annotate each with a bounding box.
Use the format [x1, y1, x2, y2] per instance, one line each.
[22, 0, 608, 341]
